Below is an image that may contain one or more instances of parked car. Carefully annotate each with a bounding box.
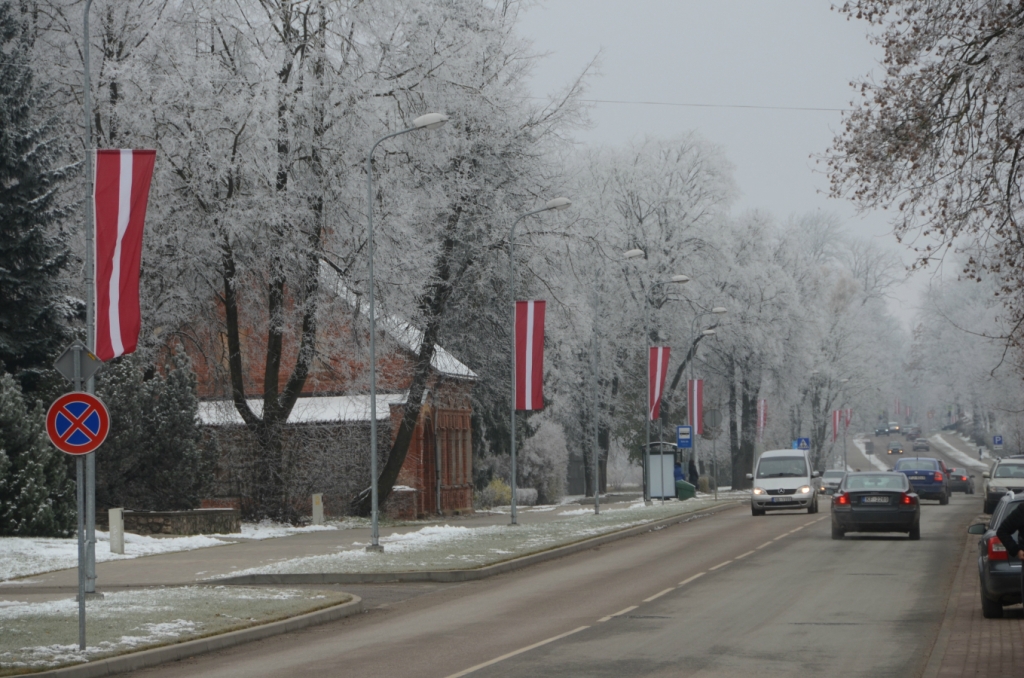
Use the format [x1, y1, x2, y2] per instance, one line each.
[887, 441, 905, 455]
[874, 427, 889, 437]
[746, 449, 820, 516]
[888, 421, 902, 435]
[983, 460, 1024, 513]
[893, 457, 950, 504]
[831, 472, 921, 540]
[912, 438, 930, 452]
[967, 493, 1024, 617]
[821, 469, 846, 495]
[947, 468, 975, 494]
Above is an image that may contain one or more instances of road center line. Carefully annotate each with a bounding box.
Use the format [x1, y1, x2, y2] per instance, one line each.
[772, 534, 787, 541]
[789, 526, 804, 533]
[443, 625, 591, 677]
[598, 605, 638, 622]
[755, 541, 773, 550]
[734, 550, 755, 560]
[643, 587, 676, 602]
[679, 572, 705, 586]
[708, 560, 732, 571]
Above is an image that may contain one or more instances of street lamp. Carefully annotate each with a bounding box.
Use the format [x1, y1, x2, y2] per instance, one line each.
[624, 249, 689, 503]
[840, 378, 850, 470]
[366, 112, 449, 552]
[509, 197, 571, 525]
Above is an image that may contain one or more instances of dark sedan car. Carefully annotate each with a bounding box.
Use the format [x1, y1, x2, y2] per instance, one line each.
[874, 427, 889, 437]
[967, 493, 1024, 618]
[887, 441, 904, 455]
[912, 438, 930, 452]
[831, 472, 921, 540]
[947, 467, 975, 494]
[893, 457, 950, 504]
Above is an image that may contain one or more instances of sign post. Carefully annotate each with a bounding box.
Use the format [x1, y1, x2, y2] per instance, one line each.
[994, 435, 1004, 452]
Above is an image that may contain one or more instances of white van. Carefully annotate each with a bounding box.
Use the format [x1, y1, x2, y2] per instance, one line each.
[746, 449, 820, 516]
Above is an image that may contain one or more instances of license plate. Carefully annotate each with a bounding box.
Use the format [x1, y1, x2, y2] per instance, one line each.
[910, 476, 925, 481]
[772, 496, 793, 503]
[862, 496, 889, 504]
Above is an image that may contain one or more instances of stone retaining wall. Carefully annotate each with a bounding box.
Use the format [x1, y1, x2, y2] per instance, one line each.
[97, 509, 241, 535]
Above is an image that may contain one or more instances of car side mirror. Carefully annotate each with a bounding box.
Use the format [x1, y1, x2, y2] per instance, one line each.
[983, 472, 990, 479]
[745, 473, 753, 480]
[811, 471, 820, 478]
[967, 524, 987, 535]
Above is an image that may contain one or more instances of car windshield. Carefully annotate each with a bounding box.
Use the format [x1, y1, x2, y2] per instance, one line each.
[895, 460, 939, 471]
[916, 439, 928, 443]
[948, 468, 963, 474]
[993, 464, 1024, 479]
[822, 471, 845, 479]
[844, 474, 908, 491]
[889, 444, 902, 449]
[756, 456, 808, 478]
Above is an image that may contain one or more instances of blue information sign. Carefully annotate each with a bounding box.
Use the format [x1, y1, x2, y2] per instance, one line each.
[792, 438, 810, 450]
[676, 425, 693, 449]
[994, 435, 1004, 448]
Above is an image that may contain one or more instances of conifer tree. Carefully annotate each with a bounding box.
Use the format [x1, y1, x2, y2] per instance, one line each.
[0, 1, 77, 391]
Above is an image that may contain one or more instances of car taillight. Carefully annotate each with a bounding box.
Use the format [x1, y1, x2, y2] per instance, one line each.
[934, 472, 943, 482]
[988, 537, 1009, 561]
[900, 493, 917, 505]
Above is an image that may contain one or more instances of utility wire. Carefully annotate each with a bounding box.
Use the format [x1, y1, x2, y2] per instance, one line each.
[530, 96, 849, 113]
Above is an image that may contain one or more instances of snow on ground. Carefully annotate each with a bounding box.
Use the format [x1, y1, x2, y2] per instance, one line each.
[852, 438, 891, 472]
[0, 586, 350, 671]
[929, 434, 990, 471]
[226, 498, 736, 577]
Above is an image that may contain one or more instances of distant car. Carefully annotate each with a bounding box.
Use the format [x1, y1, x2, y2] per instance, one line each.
[887, 441, 904, 455]
[904, 426, 922, 439]
[967, 493, 1024, 618]
[821, 469, 846, 495]
[912, 438, 930, 451]
[888, 421, 902, 435]
[874, 427, 889, 437]
[831, 472, 920, 540]
[893, 457, 950, 504]
[983, 460, 1024, 513]
[947, 468, 975, 494]
[747, 449, 820, 516]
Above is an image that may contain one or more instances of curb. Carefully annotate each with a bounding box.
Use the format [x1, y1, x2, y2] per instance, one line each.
[921, 530, 974, 678]
[212, 501, 742, 585]
[27, 595, 363, 678]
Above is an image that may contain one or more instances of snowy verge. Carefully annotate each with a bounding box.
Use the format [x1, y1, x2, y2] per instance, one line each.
[226, 499, 736, 577]
[0, 586, 350, 672]
[852, 438, 891, 472]
[929, 435, 990, 471]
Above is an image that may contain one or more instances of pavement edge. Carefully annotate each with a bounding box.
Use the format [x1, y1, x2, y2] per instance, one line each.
[921, 531, 974, 678]
[28, 595, 363, 678]
[212, 500, 743, 585]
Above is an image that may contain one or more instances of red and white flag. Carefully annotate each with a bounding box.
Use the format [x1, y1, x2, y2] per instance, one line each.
[832, 409, 841, 443]
[94, 149, 156, 361]
[648, 347, 670, 421]
[757, 398, 768, 441]
[844, 408, 853, 429]
[687, 378, 704, 435]
[514, 300, 545, 410]
[894, 396, 900, 419]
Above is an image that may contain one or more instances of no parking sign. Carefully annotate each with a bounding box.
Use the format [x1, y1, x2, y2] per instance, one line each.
[46, 392, 109, 455]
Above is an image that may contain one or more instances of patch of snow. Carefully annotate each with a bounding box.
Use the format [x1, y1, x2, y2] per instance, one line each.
[852, 438, 891, 472]
[198, 394, 408, 426]
[221, 520, 339, 541]
[929, 435, 989, 471]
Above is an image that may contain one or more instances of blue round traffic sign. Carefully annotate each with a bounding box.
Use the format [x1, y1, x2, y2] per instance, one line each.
[46, 392, 109, 455]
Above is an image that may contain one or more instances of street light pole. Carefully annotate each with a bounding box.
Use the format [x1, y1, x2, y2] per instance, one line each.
[509, 197, 570, 525]
[365, 113, 448, 552]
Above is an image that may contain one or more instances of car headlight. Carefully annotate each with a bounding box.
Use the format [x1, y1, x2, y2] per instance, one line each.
[990, 485, 1007, 494]
[753, 487, 766, 495]
[797, 485, 811, 494]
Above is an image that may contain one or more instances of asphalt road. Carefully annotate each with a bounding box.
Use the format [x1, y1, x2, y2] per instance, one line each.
[129, 487, 979, 678]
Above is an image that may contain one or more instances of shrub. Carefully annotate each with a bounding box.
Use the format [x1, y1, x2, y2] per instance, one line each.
[476, 477, 512, 508]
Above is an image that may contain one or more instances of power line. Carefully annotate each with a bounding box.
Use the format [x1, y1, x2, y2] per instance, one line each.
[530, 96, 849, 113]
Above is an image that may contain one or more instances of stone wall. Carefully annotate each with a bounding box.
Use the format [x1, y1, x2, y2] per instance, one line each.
[97, 509, 240, 535]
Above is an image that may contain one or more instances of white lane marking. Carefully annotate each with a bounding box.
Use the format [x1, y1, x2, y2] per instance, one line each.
[643, 587, 676, 603]
[679, 572, 705, 586]
[789, 527, 804, 533]
[444, 626, 591, 677]
[772, 534, 787, 541]
[755, 541, 773, 550]
[734, 550, 755, 560]
[598, 605, 638, 622]
[708, 560, 732, 571]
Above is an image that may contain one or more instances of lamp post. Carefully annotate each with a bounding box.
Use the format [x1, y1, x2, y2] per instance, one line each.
[840, 378, 850, 470]
[624, 249, 689, 504]
[687, 308, 727, 474]
[365, 112, 448, 552]
[509, 197, 571, 525]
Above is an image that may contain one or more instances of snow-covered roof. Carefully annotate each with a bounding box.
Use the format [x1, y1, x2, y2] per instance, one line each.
[198, 394, 408, 426]
[322, 263, 477, 380]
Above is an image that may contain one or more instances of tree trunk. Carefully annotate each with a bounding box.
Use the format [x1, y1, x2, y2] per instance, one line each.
[737, 366, 759, 490]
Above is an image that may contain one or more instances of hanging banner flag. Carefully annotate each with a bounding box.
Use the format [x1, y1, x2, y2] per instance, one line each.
[894, 396, 900, 419]
[757, 398, 768, 441]
[844, 408, 853, 429]
[832, 409, 840, 443]
[514, 300, 546, 410]
[687, 378, 704, 435]
[94, 149, 156, 361]
[906, 405, 911, 419]
[648, 347, 671, 421]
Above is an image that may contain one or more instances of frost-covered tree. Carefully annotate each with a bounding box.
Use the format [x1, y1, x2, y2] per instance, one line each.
[0, 371, 76, 537]
[0, 1, 77, 391]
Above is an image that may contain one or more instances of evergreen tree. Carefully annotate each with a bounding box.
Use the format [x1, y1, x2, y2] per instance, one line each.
[0, 1, 77, 392]
[0, 371, 76, 536]
[94, 351, 214, 511]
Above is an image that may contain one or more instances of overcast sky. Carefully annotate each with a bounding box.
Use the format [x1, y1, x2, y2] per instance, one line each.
[517, 1, 929, 319]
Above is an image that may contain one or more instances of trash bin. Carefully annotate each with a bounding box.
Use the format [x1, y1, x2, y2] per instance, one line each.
[675, 480, 696, 501]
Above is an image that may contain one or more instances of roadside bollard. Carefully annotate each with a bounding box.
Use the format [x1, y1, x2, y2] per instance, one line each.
[312, 494, 324, 525]
[109, 508, 124, 555]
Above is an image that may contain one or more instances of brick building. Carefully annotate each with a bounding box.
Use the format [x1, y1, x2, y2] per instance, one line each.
[188, 265, 477, 518]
